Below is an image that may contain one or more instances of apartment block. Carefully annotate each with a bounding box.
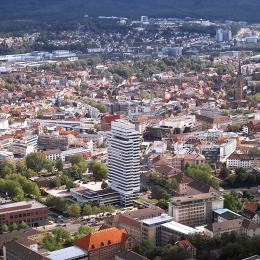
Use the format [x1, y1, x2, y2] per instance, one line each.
[101, 114, 120, 131]
[108, 121, 140, 206]
[168, 192, 224, 226]
[38, 134, 71, 151]
[8, 143, 34, 158]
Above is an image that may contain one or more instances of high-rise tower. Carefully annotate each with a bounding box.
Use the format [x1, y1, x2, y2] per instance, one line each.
[107, 120, 140, 207]
[234, 61, 244, 100]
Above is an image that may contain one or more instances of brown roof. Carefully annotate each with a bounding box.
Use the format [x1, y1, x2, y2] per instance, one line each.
[43, 149, 62, 155]
[156, 165, 183, 177]
[119, 215, 142, 229]
[0, 228, 42, 244]
[121, 207, 164, 219]
[4, 241, 49, 260]
[205, 218, 260, 232]
[188, 180, 217, 194]
[175, 239, 196, 250]
[205, 219, 243, 232]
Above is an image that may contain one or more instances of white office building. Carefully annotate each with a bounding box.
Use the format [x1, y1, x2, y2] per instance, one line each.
[107, 120, 140, 207]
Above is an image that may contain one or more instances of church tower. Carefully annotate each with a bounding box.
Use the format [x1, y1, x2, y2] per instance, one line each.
[234, 61, 244, 100]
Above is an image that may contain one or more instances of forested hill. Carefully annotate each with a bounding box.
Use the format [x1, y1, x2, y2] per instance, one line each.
[1, 0, 260, 23]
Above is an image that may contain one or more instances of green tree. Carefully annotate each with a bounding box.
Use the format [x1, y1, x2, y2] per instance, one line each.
[92, 162, 108, 180]
[67, 203, 81, 217]
[26, 152, 47, 173]
[101, 181, 108, 189]
[52, 227, 71, 242]
[219, 168, 231, 180]
[12, 222, 18, 230]
[51, 177, 61, 188]
[66, 180, 76, 190]
[20, 221, 27, 229]
[56, 157, 64, 172]
[133, 240, 154, 257]
[70, 154, 85, 165]
[106, 205, 115, 214]
[166, 178, 178, 191]
[69, 164, 82, 180]
[92, 206, 100, 217]
[83, 204, 92, 216]
[2, 224, 8, 232]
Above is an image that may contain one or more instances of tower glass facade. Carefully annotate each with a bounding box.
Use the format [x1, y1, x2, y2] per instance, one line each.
[108, 120, 140, 206]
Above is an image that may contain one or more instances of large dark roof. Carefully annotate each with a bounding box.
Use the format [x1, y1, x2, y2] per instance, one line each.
[4, 241, 50, 260]
[0, 228, 42, 244]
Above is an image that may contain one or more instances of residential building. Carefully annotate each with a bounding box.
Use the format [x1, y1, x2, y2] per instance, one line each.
[61, 147, 91, 162]
[43, 149, 62, 160]
[204, 218, 260, 237]
[155, 165, 192, 194]
[213, 208, 243, 223]
[101, 114, 120, 131]
[200, 145, 220, 168]
[108, 121, 140, 206]
[168, 192, 224, 226]
[161, 221, 200, 246]
[186, 180, 219, 196]
[141, 214, 173, 246]
[0, 135, 13, 149]
[8, 143, 34, 158]
[38, 134, 72, 151]
[219, 139, 236, 158]
[183, 154, 205, 168]
[141, 16, 148, 23]
[20, 135, 38, 147]
[0, 201, 48, 230]
[74, 226, 135, 260]
[30, 176, 52, 188]
[0, 151, 14, 161]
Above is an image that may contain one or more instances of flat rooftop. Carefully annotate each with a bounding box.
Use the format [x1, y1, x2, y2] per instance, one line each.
[0, 201, 46, 213]
[47, 246, 87, 260]
[142, 214, 173, 226]
[213, 208, 242, 217]
[161, 221, 201, 235]
[170, 192, 224, 206]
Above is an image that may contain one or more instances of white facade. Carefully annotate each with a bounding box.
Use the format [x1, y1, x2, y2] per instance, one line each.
[8, 143, 34, 157]
[108, 121, 140, 207]
[220, 139, 236, 157]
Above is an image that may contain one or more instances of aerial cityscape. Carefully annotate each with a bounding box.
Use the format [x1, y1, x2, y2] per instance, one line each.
[1, 1, 260, 260]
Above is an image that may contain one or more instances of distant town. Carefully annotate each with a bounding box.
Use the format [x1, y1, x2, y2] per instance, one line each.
[0, 15, 260, 260]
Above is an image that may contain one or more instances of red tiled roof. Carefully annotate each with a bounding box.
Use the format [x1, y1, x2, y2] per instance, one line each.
[243, 202, 257, 212]
[74, 227, 131, 251]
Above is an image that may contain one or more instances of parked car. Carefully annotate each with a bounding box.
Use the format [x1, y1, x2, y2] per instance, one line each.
[88, 218, 96, 224]
[99, 213, 104, 217]
[106, 213, 112, 216]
